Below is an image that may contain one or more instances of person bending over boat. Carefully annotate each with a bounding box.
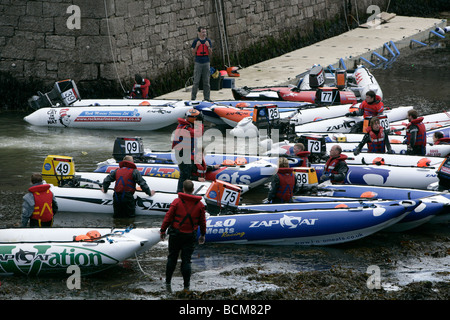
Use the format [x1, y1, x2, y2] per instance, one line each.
[320, 145, 348, 184]
[433, 131, 450, 145]
[267, 158, 299, 203]
[353, 117, 393, 155]
[128, 74, 152, 99]
[191, 147, 220, 182]
[101, 155, 155, 218]
[160, 180, 207, 292]
[405, 109, 427, 156]
[172, 108, 205, 193]
[22, 173, 58, 227]
[287, 143, 311, 167]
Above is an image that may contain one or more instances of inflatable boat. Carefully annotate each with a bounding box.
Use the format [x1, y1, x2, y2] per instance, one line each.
[294, 106, 413, 133]
[315, 124, 450, 145]
[195, 100, 311, 126]
[94, 158, 277, 188]
[237, 199, 445, 232]
[51, 185, 187, 215]
[389, 111, 450, 133]
[231, 65, 381, 104]
[24, 100, 192, 131]
[202, 202, 410, 246]
[229, 103, 358, 137]
[0, 227, 160, 276]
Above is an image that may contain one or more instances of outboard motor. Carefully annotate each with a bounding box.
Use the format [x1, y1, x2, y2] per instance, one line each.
[252, 104, 296, 141]
[437, 157, 450, 191]
[42, 155, 77, 186]
[112, 137, 145, 162]
[335, 69, 347, 90]
[204, 180, 242, 215]
[308, 65, 325, 89]
[28, 79, 80, 109]
[295, 134, 327, 163]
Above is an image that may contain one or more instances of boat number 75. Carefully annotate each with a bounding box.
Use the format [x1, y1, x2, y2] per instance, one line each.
[221, 189, 239, 206]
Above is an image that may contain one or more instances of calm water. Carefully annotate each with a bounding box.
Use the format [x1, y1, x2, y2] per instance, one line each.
[0, 37, 449, 300]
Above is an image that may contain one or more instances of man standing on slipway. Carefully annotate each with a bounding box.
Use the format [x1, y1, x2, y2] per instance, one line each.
[191, 26, 212, 101]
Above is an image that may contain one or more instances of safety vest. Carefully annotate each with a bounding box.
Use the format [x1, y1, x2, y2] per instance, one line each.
[172, 118, 203, 161]
[405, 117, 427, 147]
[295, 151, 311, 167]
[29, 184, 54, 224]
[359, 95, 384, 117]
[435, 137, 450, 145]
[196, 40, 209, 57]
[171, 193, 205, 234]
[191, 156, 208, 179]
[437, 157, 450, 183]
[366, 127, 386, 153]
[114, 160, 137, 193]
[275, 168, 296, 202]
[324, 154, 347, 184]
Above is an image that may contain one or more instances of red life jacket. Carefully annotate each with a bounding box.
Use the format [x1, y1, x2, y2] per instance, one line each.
[114, 160, 137, 193]
[275, 168, 296, 202]
[295, 151, 311, 167]
[29, 184, 54, 224]
[171, 193, 205, 234]
[406, 117, 427, 147]
[359, 95, 384, 117]
[191, 156, 207, 179]
[324, 154, 348, 184]
[435, 137, 450, 145]
[132, 78, 151, 98]
[172, 118, 204, 161]
[366, 126, 386, 153]
[196, 41, 209, 57]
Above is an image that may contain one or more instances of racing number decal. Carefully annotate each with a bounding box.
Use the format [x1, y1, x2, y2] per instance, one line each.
[267, 107, 280, 120]
[55, 162, 70, 175]
[295, 172, 309, 185]
[125, 140, 140, 154]
[307, 139, 322, 153]
[221, 189, 239, 206]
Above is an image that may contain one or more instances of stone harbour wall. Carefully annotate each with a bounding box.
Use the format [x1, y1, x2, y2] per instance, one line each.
[0, 0, 388, 95]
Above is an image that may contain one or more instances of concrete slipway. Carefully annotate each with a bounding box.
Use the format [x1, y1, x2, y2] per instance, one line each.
[156, 15, 447, 101]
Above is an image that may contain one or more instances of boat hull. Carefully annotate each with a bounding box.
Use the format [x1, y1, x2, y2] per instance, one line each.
[202, 204, 409, 246]
[23, 100, 191, 130]
[0, 227, 160, 275]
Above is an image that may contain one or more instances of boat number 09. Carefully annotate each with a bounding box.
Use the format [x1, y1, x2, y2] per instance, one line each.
[307, 140, 322, 153]
[221, 189, 239, 206]
[125, 140, 140, 154]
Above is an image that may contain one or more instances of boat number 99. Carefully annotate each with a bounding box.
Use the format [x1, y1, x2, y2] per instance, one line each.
[55, 162, 70, 175]
[125, 141, 140, 154]
[221, 189, 239, 206]
[307, 140, 322, 153]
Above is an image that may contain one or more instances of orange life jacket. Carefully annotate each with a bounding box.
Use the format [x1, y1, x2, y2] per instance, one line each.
[29, 184, 54, 225]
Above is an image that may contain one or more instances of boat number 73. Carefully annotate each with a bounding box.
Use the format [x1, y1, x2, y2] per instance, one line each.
[307, 140, 322, 153]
